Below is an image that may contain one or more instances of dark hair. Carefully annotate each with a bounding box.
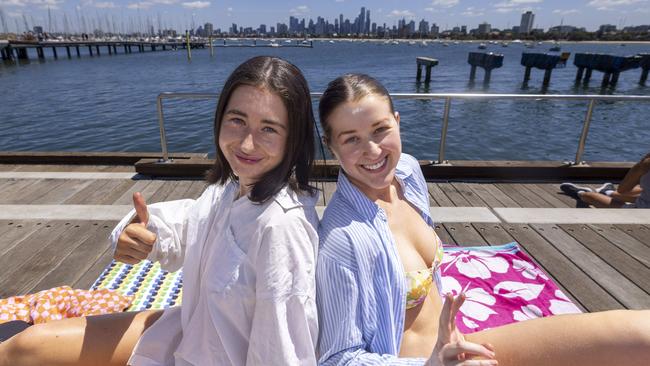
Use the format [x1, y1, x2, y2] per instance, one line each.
[318, 73, 394, 142]
[206, 56, 316, 202]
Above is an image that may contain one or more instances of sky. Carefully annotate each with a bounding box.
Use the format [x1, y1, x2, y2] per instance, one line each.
[1, 0, 649, 34]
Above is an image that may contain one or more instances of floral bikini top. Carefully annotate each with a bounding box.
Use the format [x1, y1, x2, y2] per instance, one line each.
[405, 234, 445, 310]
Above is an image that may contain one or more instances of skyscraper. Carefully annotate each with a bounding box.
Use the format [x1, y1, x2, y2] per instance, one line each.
[365, 10, 370, 34]
[359, 7, 366, 35]
[520, 11, 534, 34]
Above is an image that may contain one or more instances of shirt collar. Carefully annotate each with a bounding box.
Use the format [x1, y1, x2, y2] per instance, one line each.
[336, 154, 417, 220]
[273, 184, 318, 212]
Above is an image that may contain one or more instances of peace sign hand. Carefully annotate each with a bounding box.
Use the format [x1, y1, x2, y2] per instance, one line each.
[426, 293, 497, 366]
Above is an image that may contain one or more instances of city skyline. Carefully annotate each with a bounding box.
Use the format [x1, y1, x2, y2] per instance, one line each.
[1, 0, 649, 35]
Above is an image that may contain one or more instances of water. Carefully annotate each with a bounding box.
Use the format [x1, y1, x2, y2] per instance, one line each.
[1, 40, 649, 162]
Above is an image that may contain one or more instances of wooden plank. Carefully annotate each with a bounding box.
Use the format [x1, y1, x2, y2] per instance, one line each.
[502, 223, 623, 312]
[311, 181, 336, 206]
[0, 165, 19, 172]
[450, 183, 488, 207]
[30, 179, 94, 204]
[495, 183, 537, 208]
[72, 246, 115, 289]
[437, 183, 470, 206]
[472, 223, 517, 246]
[95, 180, 137, 205]
[464, 183, 504, 207]
[0, 221, 74, 297]
[472, 222, 585, 312]
[0, 179, 41, 202]
[165, 180, 195, 201]
[481, 184, 521, 207]
[531, 224, 650, 309]
[63, 179, 112, 204]
[615, 225, 650, 247]
[533, 184, 574, 208]
[434, 223, 456, 246]
[0, 220, 44, 255]
[29, 221, 116, 293]
[184, 180, 208, 200]
[442, 223, 488, 246]
[427, 183, 454, 207]
[112, 180, 155, 204]
[5, 221, 96, 296]
[559, 224, 650, 294]
[590, 224, 650, 268]
[8, 179, 68, 204]
[511, 184, 554, 208]
[147, 180, 180, 203]
[537, 183, 577, 207]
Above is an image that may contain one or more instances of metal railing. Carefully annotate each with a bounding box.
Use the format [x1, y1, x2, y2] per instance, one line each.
[156, 92, 650, 164]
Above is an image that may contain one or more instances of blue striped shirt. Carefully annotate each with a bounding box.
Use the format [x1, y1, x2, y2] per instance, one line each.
[316, 154, 433, 365]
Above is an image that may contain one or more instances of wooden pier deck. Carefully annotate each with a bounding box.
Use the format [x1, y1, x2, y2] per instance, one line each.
[0, 162, 648, 313]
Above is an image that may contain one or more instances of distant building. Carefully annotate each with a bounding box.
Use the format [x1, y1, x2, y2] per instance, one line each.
[478, 22, 491, 35]
[204, 22, 213, 36]
[461, 25, 467, 34]
[276, 22, 288, 34]
[519, 11, 534, 34]
[548, 25, 584, 33]
[230, 23, 238, 34]
[431, 23, 439, 36]
[511, 25, 520, 33]
[419, 19, 429, 35]
[365, 10, 370, 34]
[259, 24, 266, 34]
[599, 24, 617, 33]
[33, 26, 43, 34]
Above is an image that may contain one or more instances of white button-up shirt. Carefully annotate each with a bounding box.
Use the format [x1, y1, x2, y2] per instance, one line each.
[109, 181, 320, 365]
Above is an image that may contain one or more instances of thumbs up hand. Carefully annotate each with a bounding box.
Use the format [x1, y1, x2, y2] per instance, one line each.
[114, 192, 157, 265]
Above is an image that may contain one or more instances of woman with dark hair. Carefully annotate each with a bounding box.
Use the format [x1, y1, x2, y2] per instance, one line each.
[316, 73, 650, 366]
[0, 56, 320, 366]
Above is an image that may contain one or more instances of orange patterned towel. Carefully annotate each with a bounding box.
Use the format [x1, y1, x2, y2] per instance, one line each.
[0, 286, 133, 324]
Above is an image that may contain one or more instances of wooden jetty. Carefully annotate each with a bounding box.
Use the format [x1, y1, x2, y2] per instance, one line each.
[0, 152, 649, 313]
[0, 40, 206, 61]
[0, 39, 312, 62]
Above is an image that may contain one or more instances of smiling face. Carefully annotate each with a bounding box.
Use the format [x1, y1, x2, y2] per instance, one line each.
[326, 94, 402, 198]
[218, 85, 289, 195]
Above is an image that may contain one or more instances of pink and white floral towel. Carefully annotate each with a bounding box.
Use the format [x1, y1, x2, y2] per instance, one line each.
[440, 242, 582, 334]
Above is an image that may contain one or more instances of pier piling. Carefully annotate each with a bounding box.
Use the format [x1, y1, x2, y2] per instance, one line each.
[65, 46, 71, 58]
[96, 45, 100, 55]
[51, 47, 57, 59]
[467, 52, 504, 84]
[639, 53, 650, 85]
[520, 52, 570, 86]
[37, 47, 44, 59]
[574, 53, 642, 88]
[185, 30, 192, 61]
[108, 45, 112, 55]
[88, 45, 93, 56]
[16, 48, 28, 60]
[75, 46, 80, 57]
[416, 57, 439, 83]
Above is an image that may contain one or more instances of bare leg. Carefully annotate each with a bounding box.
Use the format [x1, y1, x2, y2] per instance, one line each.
[577, 191, 625, 208]
[0, 309, 163, 366]
[465, 310, 650, 366]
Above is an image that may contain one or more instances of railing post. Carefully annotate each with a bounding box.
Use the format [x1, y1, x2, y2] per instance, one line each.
[437, 97, 452, 164]
[574, 99, 596, 165]
[157, 95, 171, 163]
